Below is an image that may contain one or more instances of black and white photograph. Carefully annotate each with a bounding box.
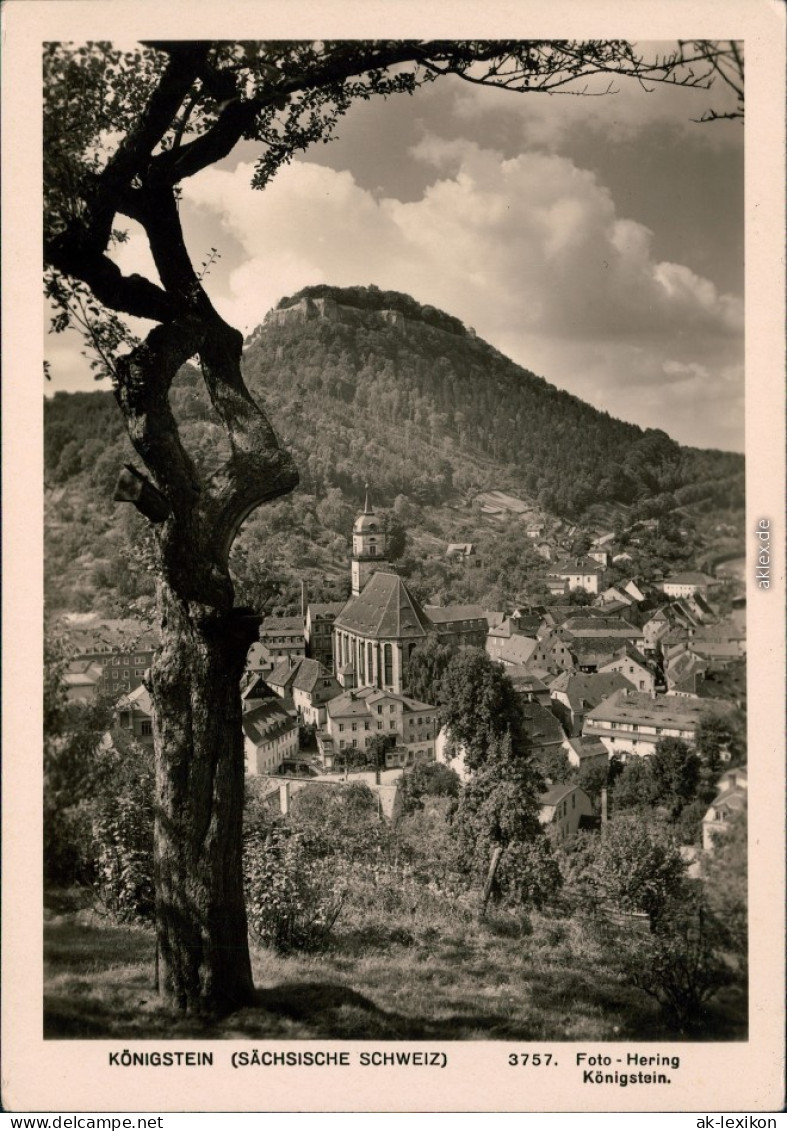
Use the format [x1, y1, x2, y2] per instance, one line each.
[2, 0, 785, 1115]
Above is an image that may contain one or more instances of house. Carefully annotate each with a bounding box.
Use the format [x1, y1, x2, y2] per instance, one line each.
[115, 684, 155, 748]
[520, 701, 566, 756]
[305, 601, 346, 671]
[241, 673, 278, 712]
[561, 615, 645, 644]
[64, 616, 158, 699]
[526, 628, 576, 675]
[660, 572, 716, 599]
[702, 765, 747, 852]
[545, 556, 605, 596]
[583, 689, 735, 759]
[549, 670, 634, 737]
[664, 649, 708, 696]
[562, 735, 609, 773]
[622, 578, 646, 604]
[588, 548, 609, 567]
[597, 586, 634, 609]
[266, 656, 343, 725]
[690, 620, 746, 662]
[424, 604, 488, 648]
[319, 686, 439, 769]
[598, 643, 659, 694]
[486, 629, 539, 668]
[243, 700, 300, 776]
[642, 607, 672, 653]
[246, 641, 275, 677]
[259, 614, 306, 661]
[506, 669, 551, 706]
[538, 784, 594, 841]
[63, 658, 104, 702]
[509, 610, 542, 638]
[572, 637, 636, 674]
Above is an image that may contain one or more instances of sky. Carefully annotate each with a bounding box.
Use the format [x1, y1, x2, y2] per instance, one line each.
[45, 44, 745, 453]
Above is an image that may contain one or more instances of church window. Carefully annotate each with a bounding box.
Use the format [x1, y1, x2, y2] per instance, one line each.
[367, 642, 374, 681]
[384, 644, 393, 686]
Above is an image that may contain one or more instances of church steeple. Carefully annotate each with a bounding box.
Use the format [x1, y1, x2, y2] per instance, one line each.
[351, 486, 389, 596]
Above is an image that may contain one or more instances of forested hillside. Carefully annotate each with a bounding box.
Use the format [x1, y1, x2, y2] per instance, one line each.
[45, 286, 744, 616]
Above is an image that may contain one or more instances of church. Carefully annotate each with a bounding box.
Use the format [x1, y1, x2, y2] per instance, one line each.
[332, 493, 488, 696]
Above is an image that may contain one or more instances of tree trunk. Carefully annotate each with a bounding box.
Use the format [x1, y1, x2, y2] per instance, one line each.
[479, 845, 503, 921]
[150, 582, 260, 1014]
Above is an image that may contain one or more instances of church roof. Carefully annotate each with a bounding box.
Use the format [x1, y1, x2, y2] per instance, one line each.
[335, 571, 430, 640]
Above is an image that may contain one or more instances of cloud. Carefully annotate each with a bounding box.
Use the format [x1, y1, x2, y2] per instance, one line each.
[104, 136, 742, 450]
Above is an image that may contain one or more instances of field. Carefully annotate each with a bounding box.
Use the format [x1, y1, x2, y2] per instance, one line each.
[44, 890, 746, 1042]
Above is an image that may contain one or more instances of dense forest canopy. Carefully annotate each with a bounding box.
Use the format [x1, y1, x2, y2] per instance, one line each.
[46, 287, 744, 616]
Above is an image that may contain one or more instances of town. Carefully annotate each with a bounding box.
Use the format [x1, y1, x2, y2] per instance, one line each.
[59, 486, 746, 856]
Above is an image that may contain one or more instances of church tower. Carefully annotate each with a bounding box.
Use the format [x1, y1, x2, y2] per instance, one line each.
[351, 487, 390, 596]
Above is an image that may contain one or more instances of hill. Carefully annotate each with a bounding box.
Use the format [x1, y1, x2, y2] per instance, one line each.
[44, 286, 744, 616]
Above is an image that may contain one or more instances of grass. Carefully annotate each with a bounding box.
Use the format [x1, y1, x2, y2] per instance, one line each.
[43, 888, 747, 1041]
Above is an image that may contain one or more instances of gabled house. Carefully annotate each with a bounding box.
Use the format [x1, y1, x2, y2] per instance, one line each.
[520, 701, 566, 756]
[266, 656, 342, 725]
[538, 784, 593, 841]
[598, 643, 659, 694]
[63, 659, 104, 703]
[642, 607, 672, 653]
[486, 629, 539, 669]
[549, 670, 634, 737]
[115, 684, 155, 748]
[702, 765, 747, 852]
[243, 700, 300, 776]
[562, 735, 609, 772]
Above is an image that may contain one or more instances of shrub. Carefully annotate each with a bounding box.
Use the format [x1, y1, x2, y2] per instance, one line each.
[90, 733, 155, 923]
[614, 897, 733, 1033]
[244, 828, 345, 953]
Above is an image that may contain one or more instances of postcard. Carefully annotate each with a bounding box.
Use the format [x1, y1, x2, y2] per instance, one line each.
[2, 0, 785, 1114]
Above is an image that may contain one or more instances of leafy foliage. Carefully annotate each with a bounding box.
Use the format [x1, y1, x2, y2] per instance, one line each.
[91, 735, 155, 924]
[562, 816, 688, 927]
[438, 649, 528, 770]
[243, 827, 345, 953]
[613, 895, 734, 1033]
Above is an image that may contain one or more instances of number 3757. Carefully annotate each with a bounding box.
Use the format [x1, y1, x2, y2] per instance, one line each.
[508, 1053, 554, 1066]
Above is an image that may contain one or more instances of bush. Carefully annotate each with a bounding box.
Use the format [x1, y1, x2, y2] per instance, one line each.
[244, 828, 345, 953]
[90, 733, 155, 923]
[615, 897, 733, 1033]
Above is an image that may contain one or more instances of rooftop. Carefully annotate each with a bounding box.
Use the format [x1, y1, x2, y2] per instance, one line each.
[424, 604, 486, 624]
[586, 688, 735, 728]
[335, 571, 430, 640]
